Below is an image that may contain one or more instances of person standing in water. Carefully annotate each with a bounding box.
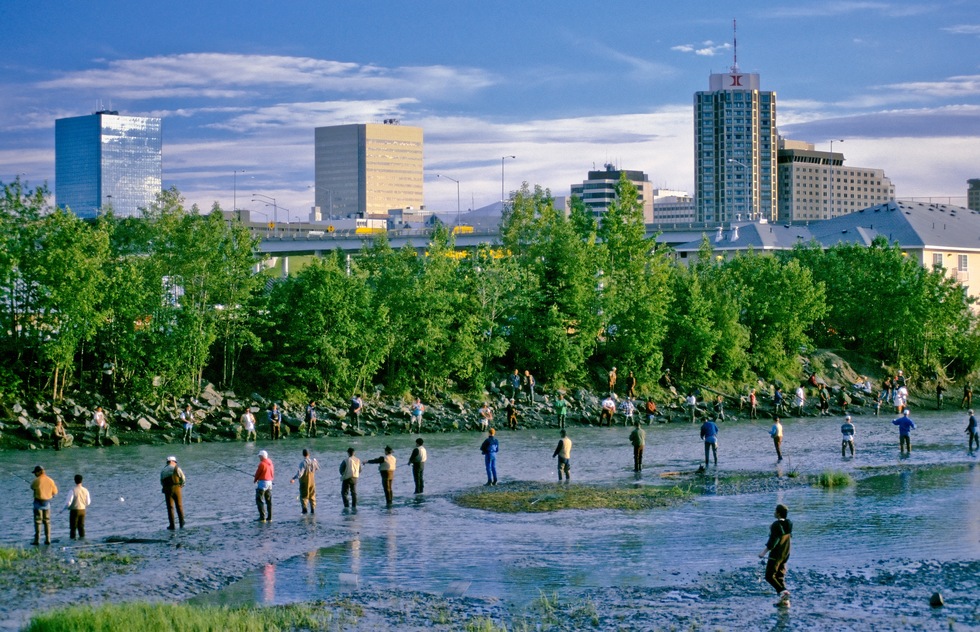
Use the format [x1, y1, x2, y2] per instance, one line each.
[160, 456, 186, 530]
[892, 409, 916, 455]
[769, 417, 784, 462]
[253, 450, 274, 522]
[629, 420, 645, 472]
[552, 429, 572, 482]
[700, 418, 719, 467]
[290, 448, 319, 514]
[481, 428, 499, 486]
[366, 446, 396, 507]
[409, 438, 427, 494]
[966, 410, 979, 453]
[841, 415, 856, 457]
[758, 503, 793, 608]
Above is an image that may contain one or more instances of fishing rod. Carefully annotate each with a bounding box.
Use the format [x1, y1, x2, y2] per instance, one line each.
[204, 457, 254, 477]
[8, 471, 34, 484]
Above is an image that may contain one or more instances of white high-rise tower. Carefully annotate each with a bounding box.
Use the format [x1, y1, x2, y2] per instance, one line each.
[694, 23, 776, 223]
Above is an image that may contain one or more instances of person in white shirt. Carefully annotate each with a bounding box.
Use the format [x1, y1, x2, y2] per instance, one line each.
[409, 438, 427, 494]
[478, 403, 493, 432]
[600, 396, 616, 426]
[339, 447, 361, 509]
[64, 474, 91, 539]
[241, 407, 257, 442]
[92, 407, 108, 446]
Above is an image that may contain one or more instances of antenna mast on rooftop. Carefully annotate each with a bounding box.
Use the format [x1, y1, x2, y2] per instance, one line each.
[731, 19, 739, 73]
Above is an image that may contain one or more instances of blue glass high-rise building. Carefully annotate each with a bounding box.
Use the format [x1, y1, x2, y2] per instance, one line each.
[55, 111, 162, 218]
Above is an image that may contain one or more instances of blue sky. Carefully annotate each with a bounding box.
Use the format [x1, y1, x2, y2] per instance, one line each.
[1, 1, 978, 217]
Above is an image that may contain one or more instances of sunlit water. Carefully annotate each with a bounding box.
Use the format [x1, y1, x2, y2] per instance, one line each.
[3, 408, 978, 607]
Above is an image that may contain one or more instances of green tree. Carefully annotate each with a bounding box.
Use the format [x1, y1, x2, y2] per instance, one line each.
[721, 252, 827, 379]
[596, 174, 673, 385]
[260, 253, 389, 398]
[500, 184, 601, 386]
[14, 205, 109, 399]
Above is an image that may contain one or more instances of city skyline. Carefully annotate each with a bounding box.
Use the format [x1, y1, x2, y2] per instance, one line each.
[1, 1, 978, 218]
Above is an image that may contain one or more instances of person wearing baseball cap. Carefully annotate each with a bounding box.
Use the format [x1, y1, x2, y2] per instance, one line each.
[253, 450, 275, 522]
[30, 465, 58, 545]
[160, 456, 186, 530]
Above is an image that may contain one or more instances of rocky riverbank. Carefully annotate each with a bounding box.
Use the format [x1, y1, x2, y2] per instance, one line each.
[0, 351, 945, 452]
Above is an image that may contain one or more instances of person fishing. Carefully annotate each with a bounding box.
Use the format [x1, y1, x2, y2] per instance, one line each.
[290, 448, 319, 514]
[160, 456, 186, 530]
[253, 450, 275, 522]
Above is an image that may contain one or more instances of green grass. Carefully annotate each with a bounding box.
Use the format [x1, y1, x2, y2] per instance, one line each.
[464, 617, 508, 632]
[0, 546, 33, 569]
[25, 602, 333, 632]
[814, 469, 855, 488]
[454, 481, 691, 513]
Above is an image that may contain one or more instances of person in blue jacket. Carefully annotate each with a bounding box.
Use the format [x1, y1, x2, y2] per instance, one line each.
[892, 409, 916, 455]
[700, 418, 719, 467]
[480, 428, 499, 486]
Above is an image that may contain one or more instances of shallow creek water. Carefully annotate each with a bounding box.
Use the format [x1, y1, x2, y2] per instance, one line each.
[3, 409, 978, 616]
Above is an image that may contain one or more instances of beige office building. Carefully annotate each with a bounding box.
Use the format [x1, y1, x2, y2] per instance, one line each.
[777, 139, 894, 221]
[314, 121, 424, 218]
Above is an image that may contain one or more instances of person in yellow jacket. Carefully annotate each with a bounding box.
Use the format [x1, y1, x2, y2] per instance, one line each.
[30, 465, 58, 545]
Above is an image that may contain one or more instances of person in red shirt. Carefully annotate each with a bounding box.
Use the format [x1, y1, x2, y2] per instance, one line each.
[253, 450, 275, 522]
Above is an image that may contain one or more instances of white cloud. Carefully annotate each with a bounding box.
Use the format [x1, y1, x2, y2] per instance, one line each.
[882, 74, 980, 98]
[671, 41, 732, 57]
[207, 99, 420, 132]
[768, 2, 933, 18]
[942, 24, 980, 36]
[37, 53, 496, 101]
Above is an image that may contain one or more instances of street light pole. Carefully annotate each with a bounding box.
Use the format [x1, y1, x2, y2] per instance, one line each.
[829, 139, 844, 218]
[501, 155, 516, 211]
[251, 193, 278, 235]
[437, 174, 461, 227]
[233, 169, 246, 220]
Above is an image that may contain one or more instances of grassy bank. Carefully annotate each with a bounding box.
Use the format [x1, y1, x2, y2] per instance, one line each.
[24, 602, 335, 632]
[454, 481, 692, 513]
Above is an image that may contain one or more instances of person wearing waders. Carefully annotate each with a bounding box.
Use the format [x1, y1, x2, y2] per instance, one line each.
[160, 456, 186, 530]
[366, 446, 396, 507]
[409, 438, 427, 494]
[30, 466, 58, 545]
[290, 448, 319, 514]
[966, 410, 979, 453]
[892, 409, 916, 455]
[758, 503, 793, 607]
[253, 450, 274, 522]
[629, 420, 645, 472]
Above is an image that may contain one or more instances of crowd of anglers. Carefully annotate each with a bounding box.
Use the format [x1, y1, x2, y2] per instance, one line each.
[23, 395, 980, 611]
